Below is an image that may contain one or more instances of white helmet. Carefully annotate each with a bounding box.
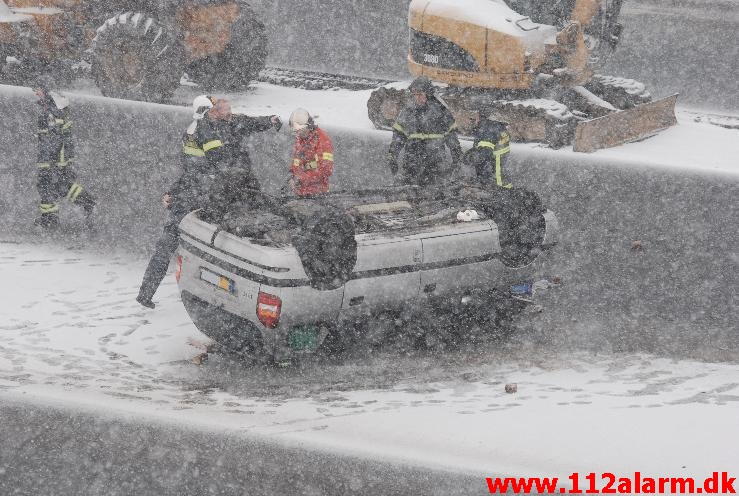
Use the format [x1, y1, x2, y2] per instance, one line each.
[289, 108, 314, 131]
[192, 95, 214, 120]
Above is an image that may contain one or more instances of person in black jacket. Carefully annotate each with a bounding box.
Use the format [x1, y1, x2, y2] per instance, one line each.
[387, 77, 462, 186]
[33, 77, 96, 230]
[463, 108, 512, 188]
[194, 97, 282, 211]
[136, 96, 281, 309]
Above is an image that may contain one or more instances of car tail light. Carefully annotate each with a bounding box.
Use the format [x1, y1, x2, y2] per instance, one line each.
[257, 291, 281, 328]
[175, 255, 183, 282]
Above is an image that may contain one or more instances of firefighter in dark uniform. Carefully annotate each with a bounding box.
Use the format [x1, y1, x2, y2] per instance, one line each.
[33, 77, 96, 229]
[136, 96, 281, 309]
[387, 76, 463, 186]
[463, 108, 512, 188]
[463, 107, 543, 261]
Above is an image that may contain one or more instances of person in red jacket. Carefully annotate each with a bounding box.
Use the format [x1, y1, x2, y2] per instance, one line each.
[289, 108, 334, 196]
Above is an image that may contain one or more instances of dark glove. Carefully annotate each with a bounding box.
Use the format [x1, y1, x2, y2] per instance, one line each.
[271, 116, 282, 132]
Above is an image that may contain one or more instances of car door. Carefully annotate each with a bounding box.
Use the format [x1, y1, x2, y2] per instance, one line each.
[419, 221, 499, 298]
[341, 234, 422, 315]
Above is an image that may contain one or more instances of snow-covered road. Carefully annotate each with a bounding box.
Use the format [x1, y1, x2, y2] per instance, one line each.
[1, 80, 737, 493]
[1, 240, 737, 490]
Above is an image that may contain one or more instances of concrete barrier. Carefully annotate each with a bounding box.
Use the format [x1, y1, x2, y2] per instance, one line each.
[0, 397, 486, 496]
[511, 151, 738, 359]
[0, 85, 736, 359]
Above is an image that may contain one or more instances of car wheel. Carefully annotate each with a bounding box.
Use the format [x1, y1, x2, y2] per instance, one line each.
[290, 205, 358, 290]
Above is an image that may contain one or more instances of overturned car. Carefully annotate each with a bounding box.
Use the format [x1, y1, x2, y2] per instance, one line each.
[176, 182, 558, 361]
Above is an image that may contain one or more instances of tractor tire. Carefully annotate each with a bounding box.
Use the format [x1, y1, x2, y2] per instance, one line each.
[91, 12, 184, 102]
[289, 204, 358, 291]
[187, 5, 267, 91]
[367, 86, 407, 129]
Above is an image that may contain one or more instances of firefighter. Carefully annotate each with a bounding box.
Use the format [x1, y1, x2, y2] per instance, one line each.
[387, 76, 462, 186]
[288, 108, 334, 197]
[136, 95, 281, 309]
[32, 76, 96, 230]
[463, 108, 512, 188]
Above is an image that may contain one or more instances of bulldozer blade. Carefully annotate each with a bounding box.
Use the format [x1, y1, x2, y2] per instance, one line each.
[573, 94, 678, 153]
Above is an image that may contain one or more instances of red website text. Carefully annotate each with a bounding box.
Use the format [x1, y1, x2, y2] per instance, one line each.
[486, 471, 736, 494]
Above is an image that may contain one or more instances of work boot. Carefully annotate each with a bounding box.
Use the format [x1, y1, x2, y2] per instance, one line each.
[33, 213, 59, 230]
[136, 292, 156, 309]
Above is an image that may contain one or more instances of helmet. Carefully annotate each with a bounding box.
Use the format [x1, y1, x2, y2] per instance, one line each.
[192, 95, 215, 120]
[289, 108, 314, 132]
[408, 76, 435, 96]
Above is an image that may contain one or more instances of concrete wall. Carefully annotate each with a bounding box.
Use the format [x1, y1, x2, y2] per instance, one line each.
[0, 85, 736, 359]
[512, 153, 738, 359]
[0, 397, 486, 496]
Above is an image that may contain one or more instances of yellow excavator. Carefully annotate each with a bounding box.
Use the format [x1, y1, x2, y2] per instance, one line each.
[367, 0, 678, 152]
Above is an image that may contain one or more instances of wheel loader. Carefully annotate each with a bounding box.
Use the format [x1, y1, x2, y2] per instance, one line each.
[367, 0, 678, 152]
[0, 0, 266, 101]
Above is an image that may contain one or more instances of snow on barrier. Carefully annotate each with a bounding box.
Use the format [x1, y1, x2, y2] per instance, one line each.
[0, 397, 483, 496]
[0, 85, 736, 357]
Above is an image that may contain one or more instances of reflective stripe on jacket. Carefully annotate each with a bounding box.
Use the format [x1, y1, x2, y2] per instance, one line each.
[388, 97, 462, 178]
[193, 114, 274, 169]
[291, 127, 334, 196]
[476, 136, 511, 189]
[36, 94, 74, 167]
[467, 119, 512, 188]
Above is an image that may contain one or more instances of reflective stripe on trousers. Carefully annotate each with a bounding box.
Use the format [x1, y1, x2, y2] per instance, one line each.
[39, 203, 59, 214]
[66, 183, 84, 202]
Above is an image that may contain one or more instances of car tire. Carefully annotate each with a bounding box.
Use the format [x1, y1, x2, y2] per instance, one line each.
[472, 188, 547, 268]
[289, 204, 358, 291]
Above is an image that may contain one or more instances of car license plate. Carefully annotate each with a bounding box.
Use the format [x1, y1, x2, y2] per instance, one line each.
[200, 268, 235, 294]
[288, 325, 319, 352]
